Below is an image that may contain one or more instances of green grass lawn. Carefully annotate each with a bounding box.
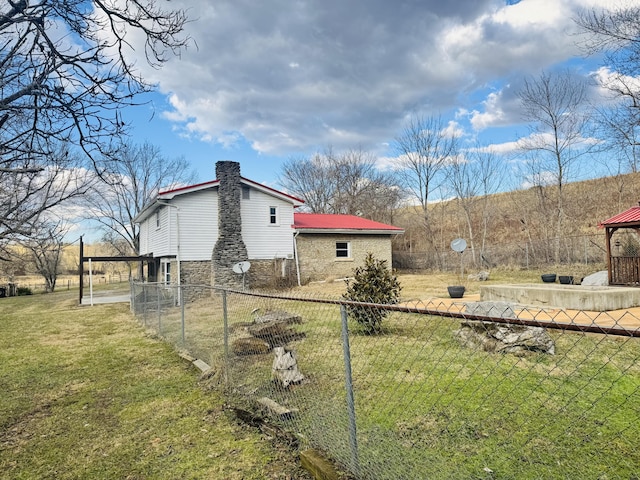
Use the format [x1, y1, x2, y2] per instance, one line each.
[0, 290, 310, 479]
[143, 271, 640, 480]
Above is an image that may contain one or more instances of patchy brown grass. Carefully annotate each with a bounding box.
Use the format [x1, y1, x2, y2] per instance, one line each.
[0, 291, 311, 480]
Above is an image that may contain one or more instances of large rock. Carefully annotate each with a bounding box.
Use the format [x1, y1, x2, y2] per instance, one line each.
[254, 309, 302, 325]
[465, 301, 516, 319]
[232, 337, 271, 356]
[468, 271, 490, 281]
[581, 270, 609, 286]
[272, 346, 305, 387]
[455, 320, 555, 355]
[248, 310, 305, 348]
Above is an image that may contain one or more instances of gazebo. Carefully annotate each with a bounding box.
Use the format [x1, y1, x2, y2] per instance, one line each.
[599, 204, 640, 286]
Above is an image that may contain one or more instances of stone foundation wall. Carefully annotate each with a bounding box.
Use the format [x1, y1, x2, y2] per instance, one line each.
[295, 234, 392, 283]
[175, 258, 296, 298]
[176, 260, 212, 301]
[248, 258, 297, 289]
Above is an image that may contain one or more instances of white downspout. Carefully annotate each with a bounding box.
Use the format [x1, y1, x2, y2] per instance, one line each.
[293, 230, 301, 287]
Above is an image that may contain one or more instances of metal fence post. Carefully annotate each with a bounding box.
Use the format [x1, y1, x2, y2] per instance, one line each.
[222, 289, 229, 384]
[143, 285, 147, 326]
[157, 283, 161, 334]
[129, 280, 134, 313]
[340, 304, 360, 477]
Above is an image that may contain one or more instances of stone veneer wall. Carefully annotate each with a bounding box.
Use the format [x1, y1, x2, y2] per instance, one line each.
[176, 260, 212, 301]
[295, 234, 393, 283]
[172, 259, 294, 299]
[212, 161, 249, 289]
[249, 258, 297, 288]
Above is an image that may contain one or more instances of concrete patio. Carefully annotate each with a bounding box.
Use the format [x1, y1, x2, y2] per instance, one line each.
[480, 283, 640, 311]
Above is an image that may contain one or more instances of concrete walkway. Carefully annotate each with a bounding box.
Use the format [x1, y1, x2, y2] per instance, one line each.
[80, 294, 130, 305]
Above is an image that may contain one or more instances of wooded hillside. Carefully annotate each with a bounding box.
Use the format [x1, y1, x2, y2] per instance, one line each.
[392, 172, 640, 271]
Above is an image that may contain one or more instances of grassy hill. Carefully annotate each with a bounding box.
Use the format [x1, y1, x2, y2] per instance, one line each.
[391, 171, 640, 270]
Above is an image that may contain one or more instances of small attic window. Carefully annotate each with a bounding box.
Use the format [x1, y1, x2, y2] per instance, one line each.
[242, 186, 250, 199]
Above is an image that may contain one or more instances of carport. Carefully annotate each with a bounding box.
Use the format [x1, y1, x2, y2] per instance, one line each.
[78, 236, 153, 305]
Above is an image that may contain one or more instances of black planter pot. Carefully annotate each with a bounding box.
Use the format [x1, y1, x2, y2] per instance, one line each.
[559, 275, 574, 285]
[447, 285, 466, 298]
[541, 274, 557, 283]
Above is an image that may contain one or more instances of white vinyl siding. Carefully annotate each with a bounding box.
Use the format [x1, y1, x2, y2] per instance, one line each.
[141, 207, 170, 256]
[241, 189, 294, 259]
[138, 221, 150, 255]
[136, 183, 295, 261]
[172, 189, 218, 261]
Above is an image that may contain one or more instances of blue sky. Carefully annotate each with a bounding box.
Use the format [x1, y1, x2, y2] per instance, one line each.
[118, 0, 636, 190]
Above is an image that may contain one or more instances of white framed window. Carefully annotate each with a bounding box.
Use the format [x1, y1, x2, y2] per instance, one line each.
[242, 186, 250, 200]
[155, 210, 161, 229]
[269, 206, 278, 225]
[336, 241, 351, 258]
[161, 260, 171, 284]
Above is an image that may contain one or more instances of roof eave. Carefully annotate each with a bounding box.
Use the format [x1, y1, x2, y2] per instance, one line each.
[294, 228, 404, 235]
[132, 199, 159, 224]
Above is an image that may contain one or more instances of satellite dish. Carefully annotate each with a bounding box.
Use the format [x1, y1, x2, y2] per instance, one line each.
[450, 238, 467, 253]
[232, 261, 251, 274]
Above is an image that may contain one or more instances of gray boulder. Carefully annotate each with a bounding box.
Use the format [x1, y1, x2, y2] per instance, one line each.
[455, 320, 555, 355]
[581, 270, 608, 286]
[465, 301, 516, 319]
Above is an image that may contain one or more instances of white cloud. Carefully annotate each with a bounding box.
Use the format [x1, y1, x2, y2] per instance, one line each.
[119, 0, 622, 156]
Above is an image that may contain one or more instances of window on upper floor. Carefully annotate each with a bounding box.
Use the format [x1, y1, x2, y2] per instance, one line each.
[242, 186, 250, 200]
[155, 210, 160, 229]
[269, 206, 278, 225]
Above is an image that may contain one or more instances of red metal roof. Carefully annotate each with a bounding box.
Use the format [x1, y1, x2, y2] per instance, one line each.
[600, 206, 640, 227]
[293, 213, 404, 232]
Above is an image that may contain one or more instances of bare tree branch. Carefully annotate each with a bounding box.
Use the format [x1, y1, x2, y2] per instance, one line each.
[86, 140, 196, 254]
[279, 147, 402, 223]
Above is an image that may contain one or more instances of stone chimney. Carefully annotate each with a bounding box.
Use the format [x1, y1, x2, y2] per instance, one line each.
[212, 161, 249, 288]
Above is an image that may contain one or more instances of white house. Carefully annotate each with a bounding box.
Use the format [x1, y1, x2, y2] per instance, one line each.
[133, 161, 403, 291]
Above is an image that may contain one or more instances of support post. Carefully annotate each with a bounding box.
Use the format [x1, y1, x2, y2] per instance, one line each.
[88, 258, 94, 307]
[78, 236, 84, 305]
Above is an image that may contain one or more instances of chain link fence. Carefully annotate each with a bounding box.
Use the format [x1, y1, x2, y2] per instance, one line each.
[131, 282, 640, 480]
[394, 233, 608, 271]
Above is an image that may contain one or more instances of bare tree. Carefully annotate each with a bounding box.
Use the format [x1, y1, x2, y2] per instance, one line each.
[577, 5, 640, 79]
[577, 5, 640, 176]
[0, 1, 188, 166]
[596, 102, 640, 174]
[447, 145, 505, 267]
[87, 140, 196, 255]
[393, 115, 459, 267]
[22, 220, 70, 293]
[0, 1, 188, 246]
[517, 70, 594, 263]
[0, 144, 89, 255]
[279, 147, 402, 223]
[280, 151, 337, 214]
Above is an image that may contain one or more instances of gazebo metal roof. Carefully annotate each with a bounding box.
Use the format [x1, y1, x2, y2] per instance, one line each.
[599, 203, 640, 286]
